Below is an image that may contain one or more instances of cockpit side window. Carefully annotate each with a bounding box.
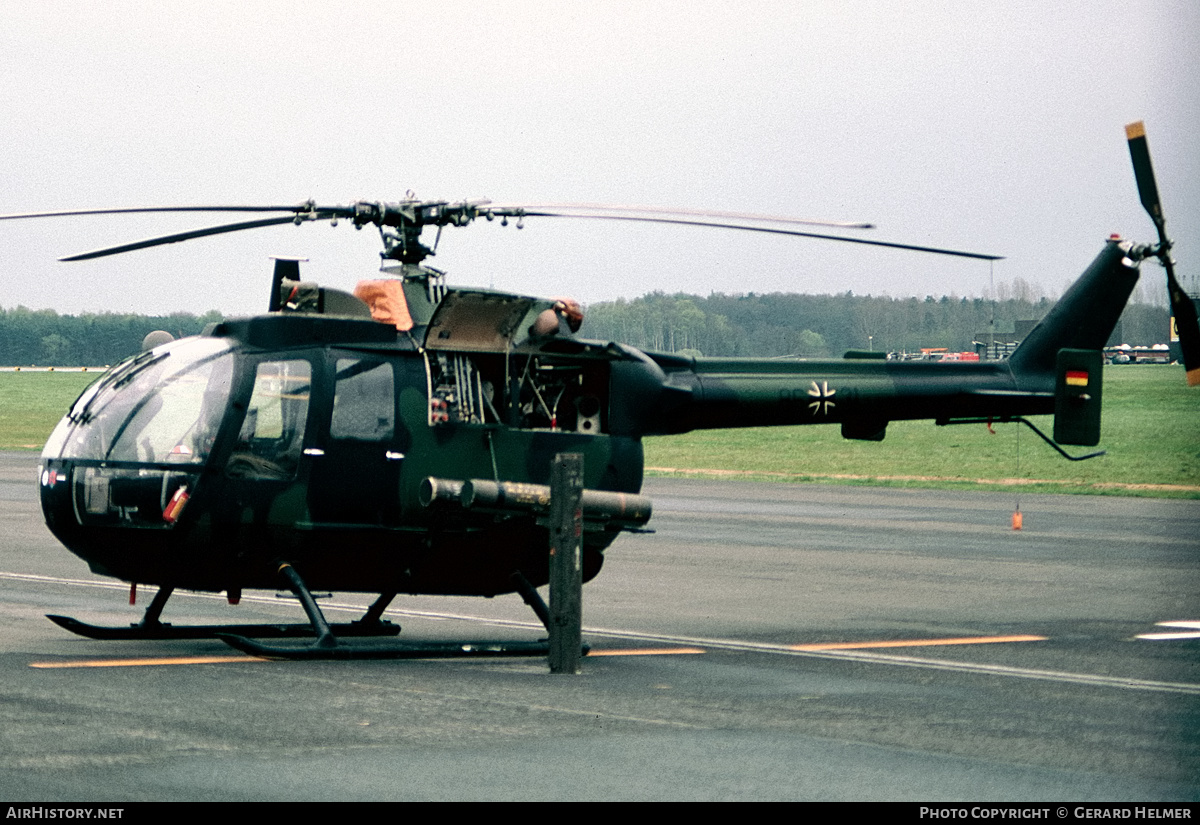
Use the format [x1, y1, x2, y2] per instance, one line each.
[330, 358, 394, 441]
[226, 359, 311, 480]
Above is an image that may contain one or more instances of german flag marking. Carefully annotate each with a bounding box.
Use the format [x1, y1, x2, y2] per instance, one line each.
[1065, 370, 1089, 386]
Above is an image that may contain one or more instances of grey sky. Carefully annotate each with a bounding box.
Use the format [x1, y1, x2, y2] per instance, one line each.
[1, 1, 1196, 316]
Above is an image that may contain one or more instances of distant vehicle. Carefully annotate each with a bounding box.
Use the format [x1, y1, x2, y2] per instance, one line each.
[930, 351, 981, 363]
[1104, 344, 1172, 364]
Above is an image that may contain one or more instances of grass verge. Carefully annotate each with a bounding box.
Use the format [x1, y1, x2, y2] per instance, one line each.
[0, 370, 98, 450]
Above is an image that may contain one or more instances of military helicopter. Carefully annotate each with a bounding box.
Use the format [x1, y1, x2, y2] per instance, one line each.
[5, 123, 1196, 659]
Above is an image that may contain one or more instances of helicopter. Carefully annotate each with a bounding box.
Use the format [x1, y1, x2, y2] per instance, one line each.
[5, 122, 1197, 660]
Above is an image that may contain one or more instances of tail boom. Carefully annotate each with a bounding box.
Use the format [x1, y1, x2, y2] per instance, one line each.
[614, 240, 1142, 444]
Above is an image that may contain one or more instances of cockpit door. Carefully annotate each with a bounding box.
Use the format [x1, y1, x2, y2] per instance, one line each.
[306, 355, 404, 528]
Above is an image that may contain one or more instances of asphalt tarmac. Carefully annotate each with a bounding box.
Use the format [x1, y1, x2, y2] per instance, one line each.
[0, 451, 1197, 801]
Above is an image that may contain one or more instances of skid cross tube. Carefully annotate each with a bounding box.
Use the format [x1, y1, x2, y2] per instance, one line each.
[216, 565, 582, 661]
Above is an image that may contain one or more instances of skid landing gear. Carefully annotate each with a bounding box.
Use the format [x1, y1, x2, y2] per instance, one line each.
[46, 580, 402, 642]
[216, 565, 586, 661]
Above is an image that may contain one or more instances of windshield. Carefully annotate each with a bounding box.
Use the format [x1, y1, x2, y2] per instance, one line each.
[45, 338, 235, 464]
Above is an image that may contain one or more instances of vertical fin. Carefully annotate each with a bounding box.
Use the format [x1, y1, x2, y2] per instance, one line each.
[1008, 242, 1139, 378]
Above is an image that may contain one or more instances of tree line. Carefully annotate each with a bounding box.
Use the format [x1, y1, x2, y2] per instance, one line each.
[581, 291, 1170, 358]
[0, 289, 1170, 366]
[0, 307, 223, 366]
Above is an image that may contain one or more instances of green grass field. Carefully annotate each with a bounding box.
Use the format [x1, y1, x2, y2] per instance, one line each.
[2, 365, 1197, 497]
[0, 370, 99, 451]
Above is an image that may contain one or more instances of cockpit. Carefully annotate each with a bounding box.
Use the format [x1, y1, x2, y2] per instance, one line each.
[40, 320, 407, 534]
[41, 337, 238, 529]
[46, 338, 235, 466]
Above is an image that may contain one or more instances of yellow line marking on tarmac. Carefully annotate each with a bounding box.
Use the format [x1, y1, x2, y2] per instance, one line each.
[588, 647, 706, 656]
[787, 634, 1047, 651]
[30, 655, 269, 668]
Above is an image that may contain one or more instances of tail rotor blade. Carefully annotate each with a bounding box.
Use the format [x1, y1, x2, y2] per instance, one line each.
[1126, 121, 1200, 385]
[1126, 121, 1164, 226]
[1166, 264, 1200, 386]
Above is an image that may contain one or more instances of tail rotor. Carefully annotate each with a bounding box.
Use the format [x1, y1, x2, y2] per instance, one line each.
[1126, 121, 1200, 385]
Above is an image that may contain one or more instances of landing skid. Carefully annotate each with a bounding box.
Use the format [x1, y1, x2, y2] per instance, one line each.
[46, 582, 400, 642]
[46, 566, 583, 662]
[218, 633, 561, 660]
[45, 614, 401, 641]
[214, 565, 584, 661]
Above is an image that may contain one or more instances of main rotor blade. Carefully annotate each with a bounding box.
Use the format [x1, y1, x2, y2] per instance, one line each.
[484, 203, 875, 230]
[0, 204, 316, 221]
[512, 210, 1003, 260]
[58, 214, 331, 261]
[21, 198, 998, 262]
[1126, 121, 1200, 385]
